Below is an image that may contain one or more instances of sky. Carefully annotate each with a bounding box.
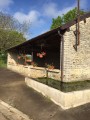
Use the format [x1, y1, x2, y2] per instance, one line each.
[0, 0, 90, 39]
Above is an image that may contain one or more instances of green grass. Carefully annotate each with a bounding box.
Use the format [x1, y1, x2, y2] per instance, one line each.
[0, 60, 7, 68]
[0, 54, 7, 68]
[33, 77, 90, 92]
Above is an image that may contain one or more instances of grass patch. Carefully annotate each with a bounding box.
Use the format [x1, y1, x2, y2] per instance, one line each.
[0, 60, 7, 68]
[0, 54, 7, 68]
[33, 77, 90, 92]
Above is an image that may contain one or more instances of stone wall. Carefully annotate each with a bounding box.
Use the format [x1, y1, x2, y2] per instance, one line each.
[7, 52, 18, 66]
[63, 17, 90, 82]
[8, 64, 60, 80]
[7, 52, 61, 80]
[25, 77, 90, 109]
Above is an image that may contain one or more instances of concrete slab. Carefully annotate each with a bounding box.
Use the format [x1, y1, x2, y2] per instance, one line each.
[0, 100, 31, 120]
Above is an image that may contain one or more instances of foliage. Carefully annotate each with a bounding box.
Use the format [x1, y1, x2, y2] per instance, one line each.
[0, 29, 26, 52]
[0, 11, 30, 53]
[31, 62, 38, 67]
[50, 16, 63, 30]
[45, 63, 55, 69]
[0, 53, 7, 68]
[0, 29, 26, 68]
[0, 12, 30, 35]
[0, 11, 30, 67]
[50, 8, 86, 30]
[63, 8, 85, 23]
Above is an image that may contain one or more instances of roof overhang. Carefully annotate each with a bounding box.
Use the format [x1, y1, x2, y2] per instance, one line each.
[7, 12, 90, 52]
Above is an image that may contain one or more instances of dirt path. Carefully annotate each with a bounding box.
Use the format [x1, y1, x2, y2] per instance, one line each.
[0, 68, 90, 120]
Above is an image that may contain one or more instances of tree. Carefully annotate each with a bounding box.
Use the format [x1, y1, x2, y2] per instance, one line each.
[50, 16, 63, 30]
[63, 8, 85, 23]
[0, 12, 30, 35]
[0, 12, 31, 53]
[0, 12, 30, 67]
[0, 28, 26, 67]
[50, 8, 85, 30]
[0, 29, 26, 53]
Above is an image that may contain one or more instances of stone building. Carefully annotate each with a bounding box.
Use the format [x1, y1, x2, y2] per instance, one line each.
[7, 13, 90, 109]
[7, 12, 90, 83]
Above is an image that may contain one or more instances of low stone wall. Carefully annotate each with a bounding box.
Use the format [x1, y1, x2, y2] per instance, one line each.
[25, 77, 90, 109]
[7, 64, 60, 80]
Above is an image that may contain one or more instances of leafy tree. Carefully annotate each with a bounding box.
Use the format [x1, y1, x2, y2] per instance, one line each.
[50, 8, 85, 30]
[0, 29, 26, 53]
[0, 12, 30, 67]
[63, 8, 85, 23]
[50, 16, 63, 30]
[0, 29, 26, 67]
[0, 12, 30, 53]
[0, 12, 30, 35]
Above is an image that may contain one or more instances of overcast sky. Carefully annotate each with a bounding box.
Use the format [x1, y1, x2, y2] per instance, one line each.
[0, 0, 90, 39]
